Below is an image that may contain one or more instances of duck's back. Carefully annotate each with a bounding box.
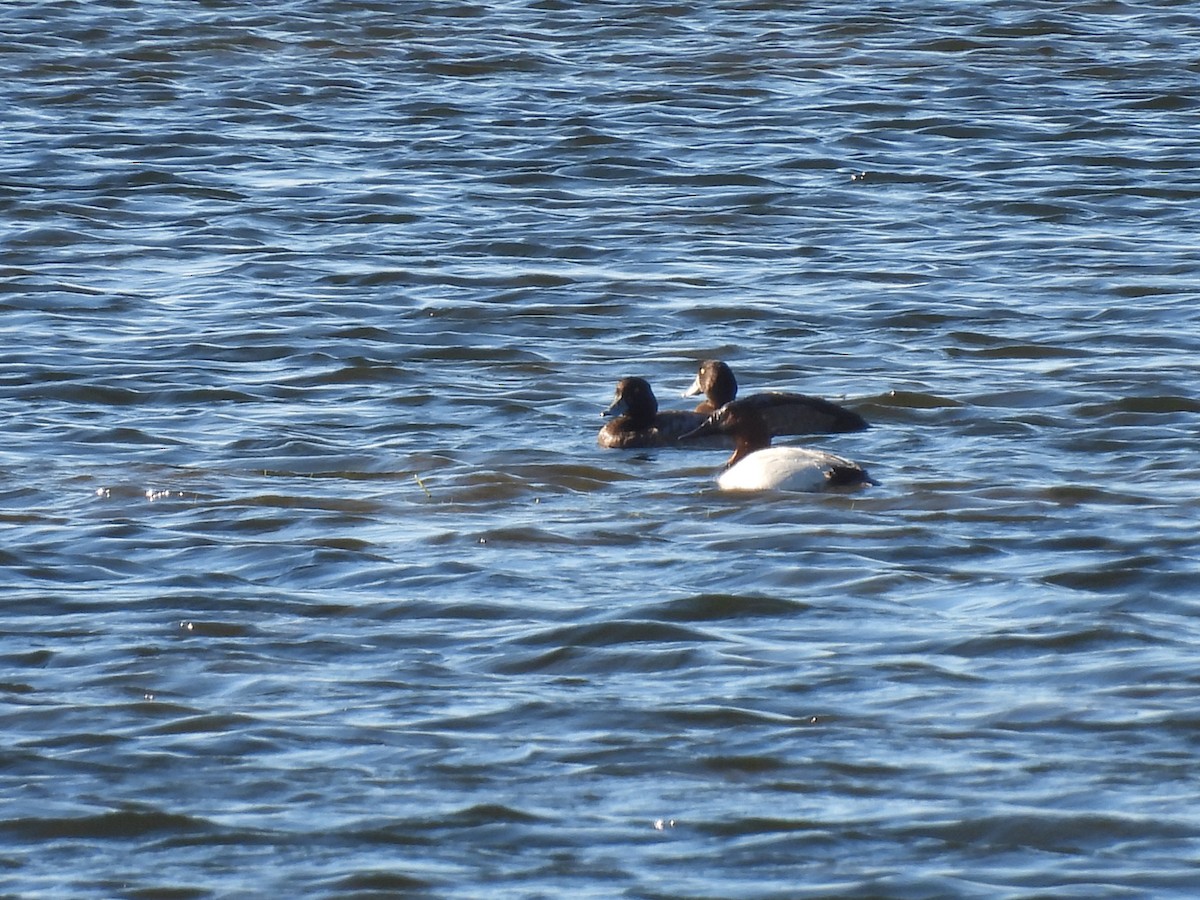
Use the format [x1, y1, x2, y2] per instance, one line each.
[717, 447, 871, 492]
[599, 410, 728, 449]
[741, 392, 868, 435]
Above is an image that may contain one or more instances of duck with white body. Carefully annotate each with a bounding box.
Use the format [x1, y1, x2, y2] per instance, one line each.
[681, 399, 875, 493]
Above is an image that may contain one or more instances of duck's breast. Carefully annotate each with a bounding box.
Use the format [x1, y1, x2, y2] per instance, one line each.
[598, 419, 655, 448]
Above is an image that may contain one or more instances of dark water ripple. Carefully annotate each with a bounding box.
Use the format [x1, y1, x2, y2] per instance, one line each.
[3, 0, 1200, 896]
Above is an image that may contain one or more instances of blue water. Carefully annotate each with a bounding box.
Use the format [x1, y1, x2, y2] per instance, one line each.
[3, 1, 1200, 896]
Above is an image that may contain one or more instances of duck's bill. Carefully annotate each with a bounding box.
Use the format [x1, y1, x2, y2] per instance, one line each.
[602, 397, 628, 418]
[678, 416, 718, 441]
[681, 373, 703, 398]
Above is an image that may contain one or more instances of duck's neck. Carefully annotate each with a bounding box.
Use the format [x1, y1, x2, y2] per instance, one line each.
[708, 379, 736, 409]
[723, 423, 770, 469]
[625, 404, 656, 428]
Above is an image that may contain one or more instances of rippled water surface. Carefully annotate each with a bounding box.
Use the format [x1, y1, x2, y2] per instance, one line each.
[3, 1, 1200, 896]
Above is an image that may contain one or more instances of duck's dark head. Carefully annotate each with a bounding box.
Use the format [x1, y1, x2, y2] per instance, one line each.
[680, 399, 771, 466]
[602, 376, 658, 425]
[682, 359, 738, 411]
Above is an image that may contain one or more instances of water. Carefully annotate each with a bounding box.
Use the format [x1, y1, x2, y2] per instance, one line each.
[3, 1, 1200, 896]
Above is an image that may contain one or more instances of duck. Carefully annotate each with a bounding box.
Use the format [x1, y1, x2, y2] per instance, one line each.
[598, 376, 731, 449]
[682, 359, 868, 435]
[680, 399, 875, 492]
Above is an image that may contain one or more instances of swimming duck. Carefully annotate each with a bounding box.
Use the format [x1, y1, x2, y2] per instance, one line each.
[681, 399, 875, 492]
[598, 376, 731, 449]
[682, 359, 868, 434]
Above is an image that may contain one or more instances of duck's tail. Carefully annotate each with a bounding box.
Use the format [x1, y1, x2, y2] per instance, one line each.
[828, 464, 877, 488]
